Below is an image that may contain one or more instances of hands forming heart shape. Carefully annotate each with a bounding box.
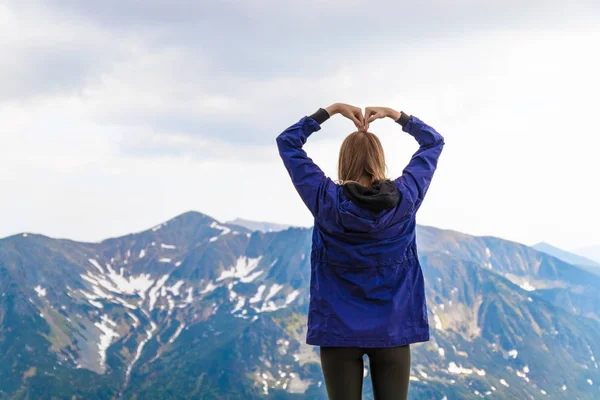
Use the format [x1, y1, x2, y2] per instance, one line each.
[326, 103, 401, 132]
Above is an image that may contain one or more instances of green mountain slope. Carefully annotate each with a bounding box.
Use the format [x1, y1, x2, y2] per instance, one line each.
[1, 213, 599, 399]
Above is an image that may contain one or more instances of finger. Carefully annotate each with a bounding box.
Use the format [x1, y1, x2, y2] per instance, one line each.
[354, 110, 364, 125]
[370, 112, 385, 123]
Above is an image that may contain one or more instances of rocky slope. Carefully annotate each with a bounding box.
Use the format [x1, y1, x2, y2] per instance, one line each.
[1, 212, 599, 399]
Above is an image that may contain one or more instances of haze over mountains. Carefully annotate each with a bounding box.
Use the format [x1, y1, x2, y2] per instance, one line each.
[533, 242, 600, 276]
[1, 211, 599, 399]
[225, 219, 292, 234]
[574, 245, 600, 265]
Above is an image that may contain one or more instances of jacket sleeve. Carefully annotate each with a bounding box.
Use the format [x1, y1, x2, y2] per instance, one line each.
[394, 113, 445, 212]
[276, 114, 336, 219]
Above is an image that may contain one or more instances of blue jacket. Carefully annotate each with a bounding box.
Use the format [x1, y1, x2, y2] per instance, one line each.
[276, 112, 444, 347]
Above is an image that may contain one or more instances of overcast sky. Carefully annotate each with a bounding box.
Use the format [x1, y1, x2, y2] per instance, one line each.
[1, 0, 599, 251]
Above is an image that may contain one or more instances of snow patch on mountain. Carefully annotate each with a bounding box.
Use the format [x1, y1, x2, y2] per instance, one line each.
[516, 367, 530, 382]
[82, 263, 156, 300]
[34, 285, 47, 297]
[208, 221, 232, 241]
[231, 297, 246, 314]
[264, 284, 283, 302]
[250, 285, 267, 304]
[217, 256, 262, 282]
[127, 312, 139, 328]
[167, 297, 175, 314]
[169, 324, 186, 344]
[448, 362, 473, 375]
[210, 221, 231, 235]
[125, 320, 158, 385]
[240, 270, 264, 283]
[200, 281, 218, 294]
[95, 315, 119, 369]
[149, 275, 170, 310]
[184, 287, 194, 303]
[285, 290, 300, 305]
[519, 281, 535, 291]
[94, 286, 114, 300]
[168, 281, 185, 296]
[88, 258, 104, 273]
[433, 314, 443, 330]
[89, 300, 104, 308]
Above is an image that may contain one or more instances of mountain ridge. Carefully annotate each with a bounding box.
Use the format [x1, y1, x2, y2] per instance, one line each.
[533, 241, 600, 268]
[575, 245, 600, 265]
[1, 211, 600, 399]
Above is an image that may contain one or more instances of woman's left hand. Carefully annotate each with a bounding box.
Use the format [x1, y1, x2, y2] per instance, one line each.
[326, 103, 364, 130]
[364, 106, 400, 131]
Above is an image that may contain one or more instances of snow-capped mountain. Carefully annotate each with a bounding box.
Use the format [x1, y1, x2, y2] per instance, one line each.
[1, 212, 600, 399]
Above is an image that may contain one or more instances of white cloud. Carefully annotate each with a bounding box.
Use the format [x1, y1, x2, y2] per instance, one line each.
[0, 1, 598, 250]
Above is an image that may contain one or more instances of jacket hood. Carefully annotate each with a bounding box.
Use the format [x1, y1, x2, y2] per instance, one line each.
[342, 180, 400, 212]
[336, 180, 402, 234]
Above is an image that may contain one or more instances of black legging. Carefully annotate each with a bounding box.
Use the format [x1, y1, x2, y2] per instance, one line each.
[320, 345, 411, 400]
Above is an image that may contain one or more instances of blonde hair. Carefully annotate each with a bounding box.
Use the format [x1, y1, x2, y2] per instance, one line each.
[337, 131, 387, 187]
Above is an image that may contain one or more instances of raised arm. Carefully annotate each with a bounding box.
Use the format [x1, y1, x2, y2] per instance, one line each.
[365, 107, 445, 212]
[276, 103, 364, 218]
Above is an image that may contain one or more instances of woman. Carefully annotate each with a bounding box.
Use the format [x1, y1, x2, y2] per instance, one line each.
[276, 103, 444, 400]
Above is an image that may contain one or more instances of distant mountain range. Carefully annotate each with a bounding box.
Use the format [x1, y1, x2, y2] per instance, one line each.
[575, 245, 600, 265]
[533, 242, 600, 275]
[225, 218, 293, 233]
[1, 212, 600, 399]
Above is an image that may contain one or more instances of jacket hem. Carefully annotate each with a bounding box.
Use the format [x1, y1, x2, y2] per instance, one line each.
[306, 331, 430, 348]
